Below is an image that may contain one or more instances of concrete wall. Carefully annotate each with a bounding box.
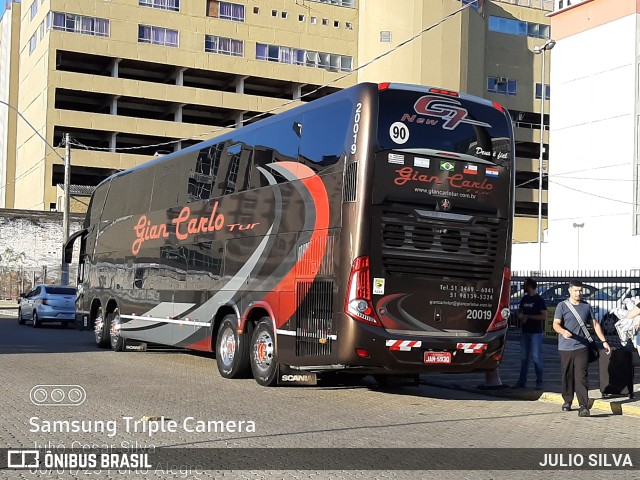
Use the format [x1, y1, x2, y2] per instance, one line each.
[0, 208, 83, 268]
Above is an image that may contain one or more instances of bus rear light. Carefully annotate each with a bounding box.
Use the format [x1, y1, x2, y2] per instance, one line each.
[345, 256, 381, 326]
[493, 101, 504, 112]
[429, 88, 459, 97]
[356, 349, 370, 358]
[378, 82, 391, 91]
[487, 267, 511, 332]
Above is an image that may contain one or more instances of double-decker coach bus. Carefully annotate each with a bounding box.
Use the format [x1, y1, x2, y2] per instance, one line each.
[65, 82, 515, 386]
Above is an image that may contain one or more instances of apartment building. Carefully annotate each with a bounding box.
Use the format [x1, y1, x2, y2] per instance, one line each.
[358, 0, 554, 242]
[0, 1, 20, 210]
[0, 0, 552, 242]
[2, 0, 357, 211]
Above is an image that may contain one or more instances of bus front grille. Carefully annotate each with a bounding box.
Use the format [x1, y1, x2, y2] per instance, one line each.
[377, 207, 504, 281]
[295, 280, 333, 356]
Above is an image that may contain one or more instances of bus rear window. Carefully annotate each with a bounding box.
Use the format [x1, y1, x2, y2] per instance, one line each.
[377, 90, 512, 166]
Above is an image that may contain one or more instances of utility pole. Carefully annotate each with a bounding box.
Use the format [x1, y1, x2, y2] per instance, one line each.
[61, 133, 71, 285]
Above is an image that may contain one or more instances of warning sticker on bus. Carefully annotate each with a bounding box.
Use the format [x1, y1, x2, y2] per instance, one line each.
[424, 352, 452, 364]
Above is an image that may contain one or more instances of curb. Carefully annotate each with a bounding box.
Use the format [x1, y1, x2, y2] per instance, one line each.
[421, 380, 640, 417]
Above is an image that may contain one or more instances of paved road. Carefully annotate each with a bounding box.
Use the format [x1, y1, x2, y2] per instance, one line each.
[1, 316, 639, 479]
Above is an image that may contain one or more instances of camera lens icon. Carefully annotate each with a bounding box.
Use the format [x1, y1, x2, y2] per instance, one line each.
[30, 385, 86, 406]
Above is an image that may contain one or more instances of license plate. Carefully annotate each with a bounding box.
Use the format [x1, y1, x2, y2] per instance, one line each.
[424, 352, 452, 364]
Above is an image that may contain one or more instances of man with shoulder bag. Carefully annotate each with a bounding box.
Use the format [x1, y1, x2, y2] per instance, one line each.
[553, 280, 611, 417]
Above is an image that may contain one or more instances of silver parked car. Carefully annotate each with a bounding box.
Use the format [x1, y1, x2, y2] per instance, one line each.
[18, 284, 77, 328]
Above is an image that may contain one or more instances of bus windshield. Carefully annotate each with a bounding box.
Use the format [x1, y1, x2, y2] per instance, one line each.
[377, 89, 512, 167]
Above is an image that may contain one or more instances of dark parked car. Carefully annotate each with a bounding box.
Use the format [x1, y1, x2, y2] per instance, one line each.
[18, 284, 77, 327]
[539, 283, 597, 307]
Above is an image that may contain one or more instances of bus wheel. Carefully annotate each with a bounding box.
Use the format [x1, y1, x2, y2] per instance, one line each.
[216, 315, 250, 378]
[109, 309, 125, 352]
[94, 306, 110, 348]
[250, 318, 278, 387]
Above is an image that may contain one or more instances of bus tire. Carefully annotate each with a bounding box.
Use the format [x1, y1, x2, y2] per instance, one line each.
[216, 315, 250, 379]
[250, 318, 278, 387]
[109, 309, 125, 352]
[94, 306, 110, 348]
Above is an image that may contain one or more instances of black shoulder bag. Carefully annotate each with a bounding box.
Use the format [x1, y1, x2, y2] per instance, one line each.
[564, 300, 599, 363]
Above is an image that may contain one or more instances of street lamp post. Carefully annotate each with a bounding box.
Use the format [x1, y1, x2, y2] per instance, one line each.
[533, 38, 556, 274]
[573, 222, 585, 270]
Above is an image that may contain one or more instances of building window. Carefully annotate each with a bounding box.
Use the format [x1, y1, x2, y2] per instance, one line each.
[49, 12, 110, 37]
[310, 16, 317, 24]
[271, 10, 277, 16]
[535, 83, 551, 99]
[256, 43, 353, 72]
[39, 20, 45, 40]
[138, 25, 179, 47]
[489, 15, 550, 39]
[30, 1, 38, 21]
[205, 35, 243, 56]
[345, 22, 353, 29]
[281, 11, 288, 19]
[306, 0, 355, 6]
[299, 14, 305, 21]
[334, 20, 339, 27]
[253, 6, 259, 14]
[29, 33, 37, 54]
[487, 77, 517, 95]
[139, 0, 180, 11]
[207, 1, 245, 22]
[322, 18, 328, 26]
[380, 31, 391, 42]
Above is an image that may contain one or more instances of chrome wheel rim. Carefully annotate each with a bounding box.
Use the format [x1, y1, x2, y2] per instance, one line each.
[94, 309, 104, 342]
[219, 326, 236, 367]
[254, 330, 274, 373]
[110, 311, 121, 348]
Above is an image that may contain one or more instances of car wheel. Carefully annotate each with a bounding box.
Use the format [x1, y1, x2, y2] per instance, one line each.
[109, 309, 125, 352]
[18, 309, 25, 325]
[94, 306, 110, 348]
[216, 315, 250, 378]
[32, 312, 40, 328]
[250, 318, 278, 387]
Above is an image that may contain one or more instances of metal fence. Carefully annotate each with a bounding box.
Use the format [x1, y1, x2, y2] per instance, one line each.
[0, 264, 78, 300]
[510, 271, 640, 337]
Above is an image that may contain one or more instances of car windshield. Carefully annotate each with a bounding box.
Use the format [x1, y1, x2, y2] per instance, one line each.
[44, 287, 76, 295]
[592, 286, 626, 301]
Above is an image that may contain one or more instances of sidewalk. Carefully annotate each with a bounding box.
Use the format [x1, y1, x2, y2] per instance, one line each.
[421, 331, 640, 417]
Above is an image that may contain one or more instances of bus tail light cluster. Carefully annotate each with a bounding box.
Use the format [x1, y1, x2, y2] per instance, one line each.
[487, 267, 511, 332]
[345, 256, 381, 327]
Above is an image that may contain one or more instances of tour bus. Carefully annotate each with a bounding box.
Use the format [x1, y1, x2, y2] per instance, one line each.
[65, 82, 515, 386]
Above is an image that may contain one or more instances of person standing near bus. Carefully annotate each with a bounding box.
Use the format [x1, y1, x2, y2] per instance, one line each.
[513, 277, 546, 390]
[553, 280, 611, 417]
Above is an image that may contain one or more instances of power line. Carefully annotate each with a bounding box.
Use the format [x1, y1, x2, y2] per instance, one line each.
[549, 179, 638, 207]
[0, 99, 65, 193]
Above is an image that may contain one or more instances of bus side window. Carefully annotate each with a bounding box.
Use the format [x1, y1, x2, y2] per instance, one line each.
[188, 144, 224, 202]
[250, 119, 301, 188]
[299, 100, 352, 174]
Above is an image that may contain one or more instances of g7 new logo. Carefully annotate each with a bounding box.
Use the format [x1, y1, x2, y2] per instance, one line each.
[413, 96, 493, 130]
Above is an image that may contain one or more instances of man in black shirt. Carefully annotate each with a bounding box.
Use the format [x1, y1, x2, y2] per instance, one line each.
[513, 278, 547, 390]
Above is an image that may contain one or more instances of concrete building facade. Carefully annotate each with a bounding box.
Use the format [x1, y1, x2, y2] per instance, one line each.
[512, 0, 640, 271]
[1, 0, 553, 242]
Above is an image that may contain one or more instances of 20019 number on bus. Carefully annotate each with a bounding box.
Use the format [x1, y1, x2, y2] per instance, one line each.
[64, 82, 515, 387]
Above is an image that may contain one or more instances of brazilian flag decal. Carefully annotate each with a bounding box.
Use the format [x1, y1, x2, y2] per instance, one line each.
[439, 161, 455, 172]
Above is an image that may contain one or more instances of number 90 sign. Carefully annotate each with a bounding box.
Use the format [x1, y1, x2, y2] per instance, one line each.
[389, 122, 409, 145]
